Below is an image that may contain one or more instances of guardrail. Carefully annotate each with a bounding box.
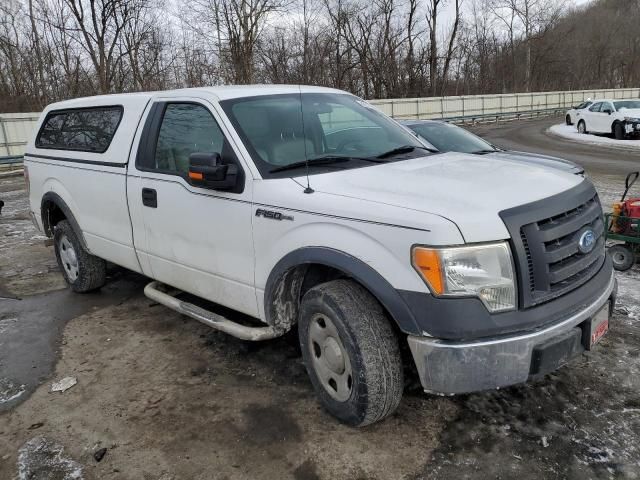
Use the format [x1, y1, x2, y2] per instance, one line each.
[369, 88, 640, 119]
[0, 155, 24, 164]
[1, 87, 638, 168]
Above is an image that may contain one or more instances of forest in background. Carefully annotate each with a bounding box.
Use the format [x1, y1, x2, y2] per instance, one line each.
[0, 0, 638, 112]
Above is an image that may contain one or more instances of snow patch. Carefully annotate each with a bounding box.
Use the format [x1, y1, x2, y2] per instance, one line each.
[17, 437, 84, 480]
[548, 124, 640, 151]
[0, 378, 25, 404]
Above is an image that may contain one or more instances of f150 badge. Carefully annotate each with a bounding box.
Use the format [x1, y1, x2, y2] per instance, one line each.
[255, 208, 294, 221]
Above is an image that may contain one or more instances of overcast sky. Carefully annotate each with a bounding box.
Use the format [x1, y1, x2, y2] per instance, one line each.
[439, 0, 594, 26]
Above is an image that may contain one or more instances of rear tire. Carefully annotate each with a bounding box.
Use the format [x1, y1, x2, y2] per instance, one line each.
[566, 114, 573, 126]
[54, 220, 106, 292]
[298, 279, 404, 427]
[614, 122, 626, 140]
[578, 120, 588, 134]
[608, 244, 634, 271]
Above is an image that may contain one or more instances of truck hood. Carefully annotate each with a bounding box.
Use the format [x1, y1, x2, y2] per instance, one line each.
[486, 150, 583, 174]
[305, 152, 584, 242]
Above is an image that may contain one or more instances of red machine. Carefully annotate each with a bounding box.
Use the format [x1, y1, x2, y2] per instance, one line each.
[611, 172, 640, 235]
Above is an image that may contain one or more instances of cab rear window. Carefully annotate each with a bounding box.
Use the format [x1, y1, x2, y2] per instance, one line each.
[35, 106, 123, 153]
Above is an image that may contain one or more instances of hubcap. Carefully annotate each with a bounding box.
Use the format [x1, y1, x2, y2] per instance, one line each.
[308, 314, 353, 402]
[58, 235, 79, 281]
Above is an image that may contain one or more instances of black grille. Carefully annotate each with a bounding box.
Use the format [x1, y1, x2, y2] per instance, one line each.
[500, 181, 606, 309]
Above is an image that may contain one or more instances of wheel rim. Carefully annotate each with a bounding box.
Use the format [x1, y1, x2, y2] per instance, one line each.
[612, 251, 626, 265]
[308, 313, 353, 402]
[578, 123, 585, 133]
[58, 234, 79, 281]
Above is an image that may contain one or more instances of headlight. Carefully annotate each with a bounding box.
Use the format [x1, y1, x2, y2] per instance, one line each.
[412, 242, 516, 312]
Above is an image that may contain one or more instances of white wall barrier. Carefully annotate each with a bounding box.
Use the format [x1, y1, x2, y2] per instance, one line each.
[2, 87, 639, 161]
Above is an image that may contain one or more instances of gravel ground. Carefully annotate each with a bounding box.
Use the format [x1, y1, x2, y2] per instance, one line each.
[1, 123, 639, 479]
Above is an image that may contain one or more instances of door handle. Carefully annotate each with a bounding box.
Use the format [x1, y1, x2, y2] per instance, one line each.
[142, 188, 157, 208]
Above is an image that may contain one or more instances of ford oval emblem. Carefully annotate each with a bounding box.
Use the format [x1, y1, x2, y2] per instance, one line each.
[577, 229, 596, 254]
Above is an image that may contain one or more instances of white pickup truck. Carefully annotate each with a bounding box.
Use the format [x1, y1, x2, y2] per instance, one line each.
[25, 85, 616, 426]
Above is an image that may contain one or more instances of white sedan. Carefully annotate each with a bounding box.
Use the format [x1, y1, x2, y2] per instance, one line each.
[577, 99, 640, 139]
[565, 100, 593, 125]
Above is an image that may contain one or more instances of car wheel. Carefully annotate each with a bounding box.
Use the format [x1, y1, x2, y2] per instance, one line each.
[614, 122, 626, 140]
[577, 120, 587, 134]
[298, 279, 404, 427]
[54, 220, 107, 292]
[608, 244, 634, 271]
[566, 114, 573, 125]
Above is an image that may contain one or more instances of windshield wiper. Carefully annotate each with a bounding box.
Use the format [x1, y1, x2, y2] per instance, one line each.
[269, 155, 375, 173]
[376, 145, 435, 159]
[470, 149, 499, 155]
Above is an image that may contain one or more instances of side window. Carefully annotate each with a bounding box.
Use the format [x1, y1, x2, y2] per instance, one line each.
[604, 102, 614, 112]
[36, 106, 122, 153]
[154, 103, 226, 174]
[589, 103, 602, 113]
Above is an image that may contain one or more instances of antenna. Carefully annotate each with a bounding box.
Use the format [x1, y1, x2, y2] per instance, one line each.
[299, 85, 314, 194]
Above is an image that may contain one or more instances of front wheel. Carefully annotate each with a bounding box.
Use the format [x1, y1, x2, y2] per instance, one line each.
[608, 244, 635, 271]
[614, 122, 626, 140]
[298, 279, 404, 427]
[54, 220, 106, 292]
[578, 120, 588, 134]
[566, 114, 573, 125]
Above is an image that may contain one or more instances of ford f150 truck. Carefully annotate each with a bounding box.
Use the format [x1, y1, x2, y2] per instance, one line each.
[25, 85, 616, 426]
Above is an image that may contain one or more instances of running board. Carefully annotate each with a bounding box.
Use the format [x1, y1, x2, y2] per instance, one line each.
[143, 281, 281, 341]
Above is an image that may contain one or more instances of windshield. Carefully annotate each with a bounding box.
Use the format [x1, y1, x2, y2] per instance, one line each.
[614, 100, 640, 110]
[407, 122, 497, 154]
[220, 93, 425, 177]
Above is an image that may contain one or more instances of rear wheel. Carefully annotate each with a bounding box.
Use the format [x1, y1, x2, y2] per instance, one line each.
[608, 244, 635, 271]
[54, 220, 106, 292]
[578, 120, 588, 134]
[298, 279, 404, 427]
[614, 122, 626, 140]
[566, 114, 573, 125]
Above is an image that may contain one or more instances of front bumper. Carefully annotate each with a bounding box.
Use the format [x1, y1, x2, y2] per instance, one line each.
[625, 121, 640, 134]
[407, 269, 616, 394]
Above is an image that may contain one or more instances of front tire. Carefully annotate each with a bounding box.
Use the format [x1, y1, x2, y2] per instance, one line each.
[614, 122, 626, 140]
[608, 244, 635, 271]
[54, 220, 106, 292]
[298, 279, 404, 427]
[578, 120, 588, 134]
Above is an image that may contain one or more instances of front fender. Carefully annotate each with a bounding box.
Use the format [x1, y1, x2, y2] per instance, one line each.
[264, 246, 426, 335]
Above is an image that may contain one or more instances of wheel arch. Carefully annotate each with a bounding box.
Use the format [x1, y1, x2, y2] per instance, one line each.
[41, 191, 88, 250]
[264, 247, 423, 335]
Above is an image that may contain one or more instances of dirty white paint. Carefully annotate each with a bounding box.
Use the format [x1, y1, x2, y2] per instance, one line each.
[17, 437, 83, 480]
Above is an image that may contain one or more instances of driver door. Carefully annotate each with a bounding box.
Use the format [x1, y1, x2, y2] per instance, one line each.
[128, 98, 258, 317]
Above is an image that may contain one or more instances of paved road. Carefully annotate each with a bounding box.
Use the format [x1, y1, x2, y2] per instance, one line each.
[469, 116, 639, 175]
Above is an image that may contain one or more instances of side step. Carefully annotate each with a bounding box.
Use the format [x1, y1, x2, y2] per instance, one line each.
[144, 281, 282, 341]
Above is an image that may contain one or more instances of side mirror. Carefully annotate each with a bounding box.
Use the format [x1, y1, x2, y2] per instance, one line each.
[188, 152, 238, 190]
[603, 108, 613, 115]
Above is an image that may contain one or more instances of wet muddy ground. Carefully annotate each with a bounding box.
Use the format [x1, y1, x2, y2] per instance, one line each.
[1, 124, 639, 479]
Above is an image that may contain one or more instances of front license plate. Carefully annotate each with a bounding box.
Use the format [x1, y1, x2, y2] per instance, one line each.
[589, 302, 610, 349]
